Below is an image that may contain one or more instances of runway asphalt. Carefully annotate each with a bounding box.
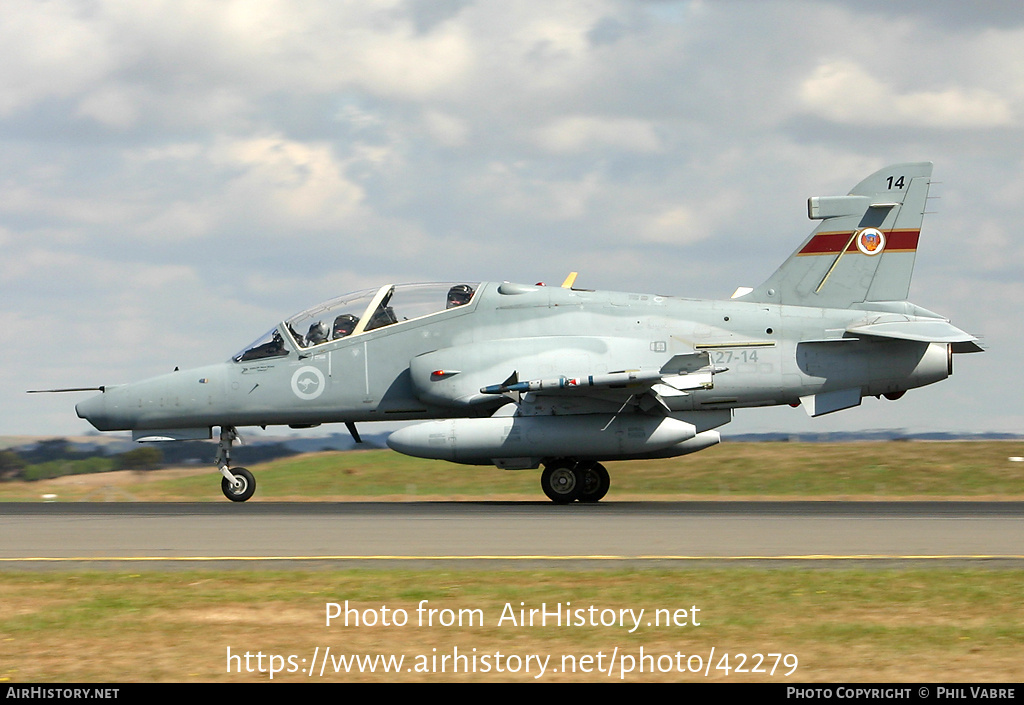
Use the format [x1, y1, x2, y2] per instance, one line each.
[1, 501, 1022, 568]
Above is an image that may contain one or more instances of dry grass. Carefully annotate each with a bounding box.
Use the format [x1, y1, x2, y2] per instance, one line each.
[3, 441, 1023, 502]
[1, 569, 1022, 683]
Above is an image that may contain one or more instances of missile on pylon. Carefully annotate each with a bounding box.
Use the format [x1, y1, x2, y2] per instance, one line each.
[480, 369, 665, 395]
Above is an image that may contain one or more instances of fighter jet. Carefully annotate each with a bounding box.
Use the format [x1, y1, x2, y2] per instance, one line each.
[64, 162, 981, 503]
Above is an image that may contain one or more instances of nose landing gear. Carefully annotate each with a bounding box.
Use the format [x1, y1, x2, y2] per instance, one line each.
[216, 426, 256, 502]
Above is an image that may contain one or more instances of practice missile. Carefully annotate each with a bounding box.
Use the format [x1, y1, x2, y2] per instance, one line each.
[480, 369, 665, 395]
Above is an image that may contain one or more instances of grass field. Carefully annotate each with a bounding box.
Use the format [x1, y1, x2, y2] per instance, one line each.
[2, 441, 1021, 683]
[2, 440, 1022, 502]
[2, 568, 1023, 682]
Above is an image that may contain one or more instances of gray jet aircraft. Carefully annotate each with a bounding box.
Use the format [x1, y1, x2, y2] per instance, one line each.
[62, 162, 981, 503]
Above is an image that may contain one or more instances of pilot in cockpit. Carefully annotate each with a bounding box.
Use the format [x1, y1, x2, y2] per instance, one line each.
[446, 284, 474, 309]
[305, 322, 329, 347]
[332, 314, 358, 339]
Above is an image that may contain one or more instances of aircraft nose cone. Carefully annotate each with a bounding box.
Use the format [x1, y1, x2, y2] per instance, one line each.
[76, 393, 110, 431]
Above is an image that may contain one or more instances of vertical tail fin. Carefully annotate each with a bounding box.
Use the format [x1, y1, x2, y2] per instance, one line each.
[735, 162, 933, 308]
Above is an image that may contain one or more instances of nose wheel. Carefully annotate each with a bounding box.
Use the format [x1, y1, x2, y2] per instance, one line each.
[215, 426, 257, 502]
[221, 467, 256, 502]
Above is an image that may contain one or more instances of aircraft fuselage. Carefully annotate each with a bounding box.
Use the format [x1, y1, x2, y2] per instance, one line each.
[76, 281, 949, 435]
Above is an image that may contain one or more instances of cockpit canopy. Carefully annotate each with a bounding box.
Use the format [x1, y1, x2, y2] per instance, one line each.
[234, 282, 479, 362]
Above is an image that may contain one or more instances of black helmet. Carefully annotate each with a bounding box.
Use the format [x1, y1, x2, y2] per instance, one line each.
[446, 284, 474, 308]
[332, 314, 358, 338]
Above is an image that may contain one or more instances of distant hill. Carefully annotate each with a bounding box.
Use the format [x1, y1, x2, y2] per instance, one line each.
[3, 429, 1021, 459]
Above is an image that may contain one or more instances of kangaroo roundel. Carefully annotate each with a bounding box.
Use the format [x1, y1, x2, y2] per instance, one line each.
[291, 366, 326, 400]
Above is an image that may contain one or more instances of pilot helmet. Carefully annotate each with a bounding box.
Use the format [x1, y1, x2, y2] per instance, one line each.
[446, 284, 474, 308]
[306, 321, 329, 346]
[333, 314, 358, 338]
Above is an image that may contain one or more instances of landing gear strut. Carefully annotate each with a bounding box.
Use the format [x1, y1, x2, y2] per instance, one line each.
[540, 459, 610, 504]
[216, 426, 256, 502]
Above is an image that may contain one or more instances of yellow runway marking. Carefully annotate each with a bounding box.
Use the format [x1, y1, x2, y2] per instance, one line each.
[3, 554, 1023, 562]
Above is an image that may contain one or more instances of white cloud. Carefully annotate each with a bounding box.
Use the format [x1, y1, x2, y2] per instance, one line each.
[422, 110, 470, 148]
[75, 85, 142, 129]
[211, 135, 366, 228]
[531, 115, 661, 153]
[0, 1, 475, 130]
[0, 2, 114, 116]
[799, 60, 1014, 128]
[638, 205, 712, 246]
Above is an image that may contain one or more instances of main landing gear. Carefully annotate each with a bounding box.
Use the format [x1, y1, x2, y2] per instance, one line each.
[216, 426, 256, 502]
[540, 459, 610, 504]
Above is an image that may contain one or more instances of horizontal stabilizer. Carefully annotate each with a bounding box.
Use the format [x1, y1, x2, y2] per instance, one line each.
[846, 319, 982, 351]
[950, 340, 986, 353]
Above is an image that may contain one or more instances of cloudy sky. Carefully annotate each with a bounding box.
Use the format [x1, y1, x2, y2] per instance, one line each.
[3, 0, 1022, 439]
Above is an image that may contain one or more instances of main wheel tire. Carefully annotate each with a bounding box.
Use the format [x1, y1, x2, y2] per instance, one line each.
[541, 462, 581, 504]
[576, 462, 610, 503]
[221, 467, 256, 502]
